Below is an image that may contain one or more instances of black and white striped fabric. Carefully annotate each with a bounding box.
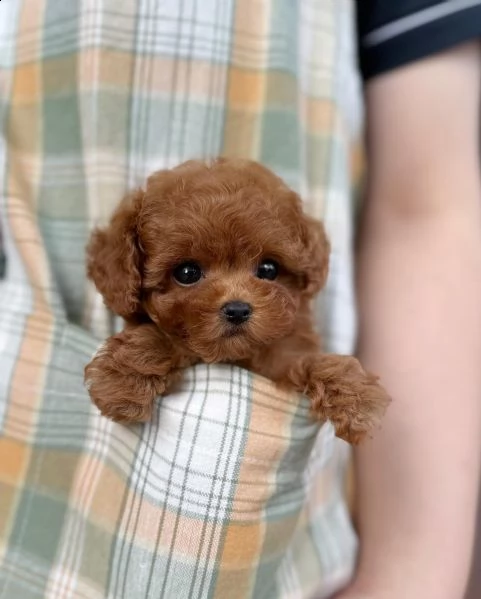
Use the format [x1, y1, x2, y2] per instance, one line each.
[357, 0, 481, 78]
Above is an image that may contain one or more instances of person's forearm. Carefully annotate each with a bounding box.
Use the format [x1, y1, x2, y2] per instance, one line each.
[341, 43, 481, 599]
[351, 184, 481, 599]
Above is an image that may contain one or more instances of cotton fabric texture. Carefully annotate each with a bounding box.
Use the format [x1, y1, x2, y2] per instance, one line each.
[0, 1, 362, 597]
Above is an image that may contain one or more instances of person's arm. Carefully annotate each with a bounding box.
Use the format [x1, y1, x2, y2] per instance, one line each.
[340, 41, 481, 598]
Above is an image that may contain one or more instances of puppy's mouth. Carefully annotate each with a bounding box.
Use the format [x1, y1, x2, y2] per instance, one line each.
[222, 324, 248, 338]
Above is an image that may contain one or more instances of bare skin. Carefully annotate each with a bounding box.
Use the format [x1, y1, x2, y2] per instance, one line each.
[337, 42, 481, 599]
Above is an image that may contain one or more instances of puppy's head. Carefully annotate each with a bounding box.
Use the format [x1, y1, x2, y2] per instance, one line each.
[88, 159, 329, 362]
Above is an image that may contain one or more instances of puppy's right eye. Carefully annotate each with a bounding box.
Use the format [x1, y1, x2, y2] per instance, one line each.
[173, 262, 203, 286]
[256, 259, 279, 281]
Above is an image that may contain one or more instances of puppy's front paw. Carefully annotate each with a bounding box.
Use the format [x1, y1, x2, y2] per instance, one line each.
[306, 356, 391, 444]
[85, 353, 166, 424]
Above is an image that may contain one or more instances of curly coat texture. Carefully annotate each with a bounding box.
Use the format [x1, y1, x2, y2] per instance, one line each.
[85, 158, 390, 444]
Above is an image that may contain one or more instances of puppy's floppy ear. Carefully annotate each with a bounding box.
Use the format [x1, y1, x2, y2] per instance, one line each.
[87, 189, 144, 318]
[300, 215, 330, 296]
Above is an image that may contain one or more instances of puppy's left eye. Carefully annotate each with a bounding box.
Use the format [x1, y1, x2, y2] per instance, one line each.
[256, 259, 279, 281]
[173, 262, 203, 286]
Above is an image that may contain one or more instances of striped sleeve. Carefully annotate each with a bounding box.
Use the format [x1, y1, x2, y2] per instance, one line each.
[357, 0, 481, 79]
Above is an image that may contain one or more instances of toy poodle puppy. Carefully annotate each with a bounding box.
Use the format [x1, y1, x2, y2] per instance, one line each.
[85, 158, 390, 444]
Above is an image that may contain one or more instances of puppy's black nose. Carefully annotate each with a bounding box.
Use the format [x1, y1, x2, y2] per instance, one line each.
[222, 301, 252, 325]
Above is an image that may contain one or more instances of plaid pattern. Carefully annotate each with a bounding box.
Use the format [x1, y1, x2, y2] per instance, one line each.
[0, 0, 362, 597]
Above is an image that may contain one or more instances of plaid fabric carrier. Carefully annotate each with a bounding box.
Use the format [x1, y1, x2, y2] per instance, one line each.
[0, 0, 363, 597]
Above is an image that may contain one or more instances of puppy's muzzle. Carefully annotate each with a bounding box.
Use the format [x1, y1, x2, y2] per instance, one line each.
[222, 301, 252, 325]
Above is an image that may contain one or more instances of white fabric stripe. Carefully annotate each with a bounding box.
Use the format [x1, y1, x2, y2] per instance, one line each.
[363, 0, 481, 47]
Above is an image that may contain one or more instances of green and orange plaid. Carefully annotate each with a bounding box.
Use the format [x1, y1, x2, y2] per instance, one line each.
[0, 0, 363, 597]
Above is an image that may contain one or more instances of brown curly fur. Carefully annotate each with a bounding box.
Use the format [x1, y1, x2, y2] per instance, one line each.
[85, 158, 390, 444]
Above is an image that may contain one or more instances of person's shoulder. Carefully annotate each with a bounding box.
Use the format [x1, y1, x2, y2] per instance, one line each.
[356, 1, 481, 79]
